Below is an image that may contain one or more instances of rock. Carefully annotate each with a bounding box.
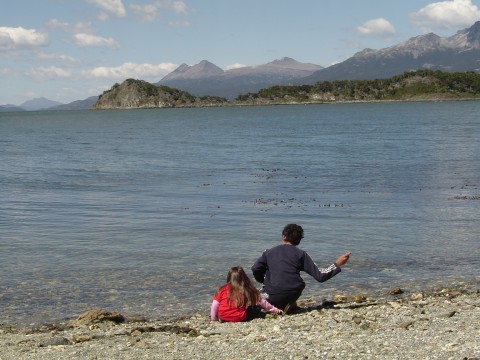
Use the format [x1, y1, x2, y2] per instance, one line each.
[201, 329, 237, 336]
[69, 309, 125, 327]
[360, 322, 371, 330]
[93, 79, 228, 110]
[387, 287, 404, 295]
[398, 321, 414, 329]
[352, 295, 367, 303]
[246, 334, 267, 343]
[389, 301, 402, 309]
[439, 311, 457, 318]
[411, 293, 424, 301]
[352, 315, 363, 324]
[40, 336, 69, 347]
[72, 334, 91, 343]
[130, 330, 142, 337]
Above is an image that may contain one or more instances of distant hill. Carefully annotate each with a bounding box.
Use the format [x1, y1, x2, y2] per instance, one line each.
[237, 69, 480, 104]
[48, 96, 99, 111]
[20, 97, 63, 111]
[93, 70, 480, 109]
[93, 78, 228, 109]
[156, 57, 323, 99]
[1, 96, 98, 112]
[299, 21, 480, 84]
[0, 105, 25, 112]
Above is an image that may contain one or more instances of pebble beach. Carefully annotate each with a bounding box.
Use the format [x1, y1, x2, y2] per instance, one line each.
[1, 286, 479, 360]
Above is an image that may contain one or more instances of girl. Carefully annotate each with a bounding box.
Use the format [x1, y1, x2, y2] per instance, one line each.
[211, 266, 283, 322]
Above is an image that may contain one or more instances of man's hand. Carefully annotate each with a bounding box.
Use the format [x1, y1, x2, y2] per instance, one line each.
[335, 252, 351, 267]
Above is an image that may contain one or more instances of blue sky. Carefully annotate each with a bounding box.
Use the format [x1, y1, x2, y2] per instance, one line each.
[2, 0, 480, 105]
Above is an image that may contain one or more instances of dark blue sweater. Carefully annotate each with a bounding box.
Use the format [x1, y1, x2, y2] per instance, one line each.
[251, 244, 341, 295]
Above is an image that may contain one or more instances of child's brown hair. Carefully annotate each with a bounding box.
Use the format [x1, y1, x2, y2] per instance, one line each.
[226, 266, 260, 308]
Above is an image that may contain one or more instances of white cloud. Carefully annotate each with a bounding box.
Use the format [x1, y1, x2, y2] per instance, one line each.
[130, 3, 159, 22]
[226, 63, 247, 70]
[30, 66, 72, 79]
[170, 1, 188, 14]
[0, 67, 14, 76]
[86, 62, 178, 79]
[410, 0, 480, 31]
[46, 18, 70, 31]
[86, 0, 127, 18]
[73, 33, 120, 48]
[0, 27, 49, 51]
[9, 61, 177, 83]
[168, 21, 191, 27]
[37, 52, 78, 63]
[0, 33, 13, 50]
[356, 18, 396, 37]
[46, 19, 93, 34]
[130, 0, 188, 22]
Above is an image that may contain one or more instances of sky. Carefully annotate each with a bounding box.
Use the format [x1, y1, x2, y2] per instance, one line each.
[2, 0, 480, 105]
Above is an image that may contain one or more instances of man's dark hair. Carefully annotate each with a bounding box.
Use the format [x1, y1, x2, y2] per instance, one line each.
[282, 223, 304, 246]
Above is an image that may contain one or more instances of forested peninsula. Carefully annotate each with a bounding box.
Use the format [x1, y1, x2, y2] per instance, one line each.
[93, 70, 480, 109]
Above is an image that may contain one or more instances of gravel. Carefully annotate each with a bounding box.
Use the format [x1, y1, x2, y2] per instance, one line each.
[1, 287, 479, 360]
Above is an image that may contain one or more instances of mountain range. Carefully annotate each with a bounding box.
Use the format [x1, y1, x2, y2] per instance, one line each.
[298, 20, 480, 84]
[0, 96, 98, 112]
[2, 21, 480, 111]
[156, 57, 323, 99]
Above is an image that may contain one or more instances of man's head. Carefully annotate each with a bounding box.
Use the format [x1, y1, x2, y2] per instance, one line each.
[282, 223, 304, 246]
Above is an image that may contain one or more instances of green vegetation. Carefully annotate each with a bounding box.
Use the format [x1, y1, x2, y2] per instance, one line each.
[157, 85, 196, 104]
[235, 70, 480, 104]
[94, 79, 228, 109]
[94, 70, 480, 109]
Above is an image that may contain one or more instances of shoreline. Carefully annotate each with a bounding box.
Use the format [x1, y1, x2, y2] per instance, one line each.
[2, 284, 479, 359]
[232, 95, 480, 107]
[3, 277, 479, 329]
[91, 95, 480, 110]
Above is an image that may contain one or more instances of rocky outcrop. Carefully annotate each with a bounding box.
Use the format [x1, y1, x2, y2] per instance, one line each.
[93, 79, 227, 109]
[69, 308, 125, 327]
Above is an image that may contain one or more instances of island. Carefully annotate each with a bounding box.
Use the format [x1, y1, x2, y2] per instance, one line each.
[93, 70, 480, 110]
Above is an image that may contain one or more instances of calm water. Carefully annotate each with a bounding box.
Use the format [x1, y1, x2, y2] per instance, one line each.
[1, 102, 479, 326]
